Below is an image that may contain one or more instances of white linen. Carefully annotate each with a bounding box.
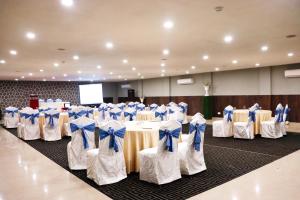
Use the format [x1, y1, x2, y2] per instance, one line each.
[4, 106, 19, 128]
[42, 110, 61, 141]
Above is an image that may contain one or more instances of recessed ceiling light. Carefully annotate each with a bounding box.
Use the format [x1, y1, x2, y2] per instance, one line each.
[141, 76, 144, 79]
[43, 79, 47, 82]
[118, 75, 122, 79]
[215, 67, 220, 71]
[288, 52, 294, 57]
[191, 65, 196, 69]
[255, 63, 260, 67]
[137, 72, 141, 76]
[163, 49, 170, 55]
[105, 42, 114, 49]
[122, 59, 128, 64]
[224, 35, 233, 43]
[26, 32, 36, 40]
[202, 55, 209, 60]
[232, 60, 238, 64]
[53, 63, 59, 67]
[77, 70, 82, 74]
[15, 78, 19, 81]
[28, 73, 33, 76]
[132, 67, 136, 71]
[52, 76, 55, 80]
[261, 45, 268, 52]
[63, 74, 68, 77]
[61, 0, 74, 7]
[21, 76, 25, 79]
[68, 80, 71, 82]
[161, 69, 166, 73]
[0, 60, 6, 64]
[185, 70, 190, 74]
[97, 65, 102, 69]
[73, 55, 79, 60]
[163, 20, 174, 29]
[109, 72, 113, 75]
[160, 63, 166, 67]
[161, 73, 165, 77]
[124, 78, 127, 81]
[10, 50, 17, 55]
[39, 69, 44, 72]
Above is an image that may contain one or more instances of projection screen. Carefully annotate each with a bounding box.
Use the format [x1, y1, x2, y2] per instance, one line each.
[79, 84, 103, 105]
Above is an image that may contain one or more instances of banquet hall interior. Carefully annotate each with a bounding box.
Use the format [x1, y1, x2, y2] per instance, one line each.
[1, 0, 300, 199]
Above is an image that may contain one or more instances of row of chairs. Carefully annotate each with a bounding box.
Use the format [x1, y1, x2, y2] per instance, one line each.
[67, 113, 206, 185]
[39, 98, 63, 103]
[213, 103, 289, 139]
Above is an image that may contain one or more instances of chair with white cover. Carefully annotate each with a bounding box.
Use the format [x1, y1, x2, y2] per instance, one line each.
[107, 103, 115, 110]
[39, 99, 45, 103]
[136, 103, 145, 111]
[97, 103, 109, 125]
[178, 102, 188, 124]
[212, 105, 234, 137]
[168, 102, 177, 107]
[87, 120, 127, 185]
[109, 107, 122, 121]
[139, 120, 182, 184]
[42, 110, 61, 141]
[260, 103, 284, 139]
[117, 103, 126, 111]
[149, 103, 158, 111]
[192, 112, 204, 121]
[64, 109, 87, 136]
[182, 112, 205, 142]
[168, 106, 183, 120]
[127, 102, 136, 109]
[233, 107, 255, 139]
[55, 98, 62, 102]
[20, 110, 40, 140]
[85, 107, 94, 119]
[281, 104, 290, 136]
[178, 116, 207, 175]
[17, 111, 26, 138]
[155, 107, 167, 121]
[47, 99, 54, 103]
[169, 110, 184, 124]
[124, 108, 137, 121]
[4, 106, 19, 128]
[67, 117, 96, 170]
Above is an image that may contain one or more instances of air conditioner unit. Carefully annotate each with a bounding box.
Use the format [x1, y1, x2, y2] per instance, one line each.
[177, 78, 194, 85]
[284, 69, 300, 78]
[121, 84, 131, 89]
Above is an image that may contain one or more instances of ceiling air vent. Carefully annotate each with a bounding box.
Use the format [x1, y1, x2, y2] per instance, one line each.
[177, 78, 194, 85]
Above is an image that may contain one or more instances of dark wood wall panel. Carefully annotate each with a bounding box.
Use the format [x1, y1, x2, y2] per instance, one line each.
[144, 96, 170, 106]
[117, 97, 140, 103]
[171, 96, 203, 115]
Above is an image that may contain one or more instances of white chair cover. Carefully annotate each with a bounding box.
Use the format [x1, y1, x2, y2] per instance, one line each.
[109, 107, 122, 121]
[281, 104, 289, 136]
[4, 106, 19, 128]
[43, 110, 61, 141]
[139, 120, 182, 185]
[46, 99, 54, 103]
[87, 120, 127, 185]
[97, 103, 109, 125]
[260, 103, 284, 139]
[150, 103, 158, 111]
[213, 105, 233, 137]
[233, 106, 255, 139]
[136, 103, 145, 111]
[55, 98, 62, 102]
[107, 103, 115, 110]
[124, 108, 137, 121]
[169, 110, 184, 124]
[64, 109, 88, 136]
[155, 107, 167, 121]
[178, 102, 188, 124]
[20, 110, 40, 140]
[179, 116, 207, 175]
[167, 102, 177, 107]
[127, 102, 136, 109]
[85, 107, 94, 119]
[39, 99, 45, 103]
[67, 117, 96, 170]
[192, 112, 204, 120]
[117, 103, 126, 111]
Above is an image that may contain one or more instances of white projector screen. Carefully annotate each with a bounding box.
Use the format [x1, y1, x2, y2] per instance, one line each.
[79, 84, 103, 105]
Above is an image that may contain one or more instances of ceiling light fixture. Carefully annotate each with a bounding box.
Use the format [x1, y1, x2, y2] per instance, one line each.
[28, 73, 33, 76]
[288, 52, 294, 57]
[77, 70, 82, 74]
[161, 69, 166, 73]
[202, 55, 209, 60]
[141, 76, 144, 79]
[97, 65, 102, 69]
[109, 72, 113, 75]
[15, 78, 19, 81]
[185, 70, 190, 74]
[122, 59, 128, 64]
[261, 45, 269, 52]
[137, 73, 141, 76]
[73, 55, 79, 60]
[0, 60, 6, 64]
[255, 63, 260, 67]
[215, 67, 220, 71]
[26, 32, 36, 40]
[39, 69, 44, 72]
[161, 73, 165, 77]
[53, 63, 59, 67]
[191, 65, 196, 69]
[224, 35, 233, 43]
[160, 63, 166, 67]
[10, 50, 17, 55]
[163, 20, 174, 29]
[132, 67, 136, 71]
[21, 76, 25, 79]
[163, 49, 170, 55]
[105, 42, 114, 49]
[61, 0, 74, 7]
[52, 76, 55, 80]
[43, 79, 47, 82]
[232, 60, 238, 64]
[63, 74, 68, 77]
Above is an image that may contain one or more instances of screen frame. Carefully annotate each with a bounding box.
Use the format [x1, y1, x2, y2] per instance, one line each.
[79, 83, 104, 105]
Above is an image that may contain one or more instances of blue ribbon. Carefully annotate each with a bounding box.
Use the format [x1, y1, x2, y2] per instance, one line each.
[136, 106, 145, 111]
[275, 109, 283, 123]
[124, 111, 136, 121]
[118, 105, 125, 110]
[70, 123, 95, 149]
[224, 109, 233, 122]
[128, 104, 135, 108]
[99, 127, 126, 152]
[45, 113, 59, 128]
[68, 110, 87, 119]
[155, 111, 167, 121]
[23, 113, 39, 125]
[189, 123, 206, 151]
[249, 110, 256, 122]
[98, 107, 107, 119]
[5, 109, 18, 117]
[86, 110, 94, 117]
[179, 105, 187, 113]
[39, 108, 51, 112]
[109, 112, 121, 120]
[159, 127, 181, 152]
[150, 105, 158, 111]
[169, 109, 175, 114]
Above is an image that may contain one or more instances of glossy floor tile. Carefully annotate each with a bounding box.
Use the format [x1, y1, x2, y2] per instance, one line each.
[0, 126, 111, 200]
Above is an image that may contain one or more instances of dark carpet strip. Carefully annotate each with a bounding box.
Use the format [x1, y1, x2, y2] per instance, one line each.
[4, 125, 300, 200]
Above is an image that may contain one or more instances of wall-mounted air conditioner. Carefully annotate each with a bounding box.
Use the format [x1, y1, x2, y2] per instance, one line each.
[121, 84, 131, 89]
[177, 78, 194, 85]
[285, 69, 300, 78]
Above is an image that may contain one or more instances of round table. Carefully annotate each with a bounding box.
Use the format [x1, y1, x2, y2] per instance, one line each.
[136, 111, 155, 121]
[233, 109, 272, 134]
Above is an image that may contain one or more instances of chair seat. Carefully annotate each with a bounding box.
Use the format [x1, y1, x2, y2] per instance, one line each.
[213, 120, 233, 137]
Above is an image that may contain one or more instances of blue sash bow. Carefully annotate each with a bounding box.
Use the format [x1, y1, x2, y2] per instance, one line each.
[179, 105, 187, 113]
[155, 111, 167, 121]
[249, 110, 256, 122]
[86, 110, 94, 117]
[159, 127, 181, 152]
[98, 107, 107, 119]
[169, 109, 175, 114]
[118, 105, 125, 110]
[45, 113, 60, 128]
[128, 104, 135, 108]
[275, 109, 283, 123]
[23, 113, 39, 124]
[5, 109, 18, 117]
[99, 127, 126, 152]
[136, 106, 145, 111]
[124, 111, 136, 121]
[68, 110, 86, 119]
[224, 109, 233, 122]
[70, 123, 95, 149]
[189, 123, 206, 151]
[150, 105, 158, 111]
[109, 112, 121, 120]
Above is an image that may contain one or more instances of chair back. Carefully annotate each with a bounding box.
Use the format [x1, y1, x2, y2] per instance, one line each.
[223, 105, 233, 122]
[117, 103, 126, 111]
[45, 110, 60, 128]
[169, 110, 184, 124]
[98, 120, 126, 155]
[155, 107, 167, 121]
[98, 103, 108, 121]
[283, 104, 290, 122]
[107, 103, 115, 110]
[136, 103, 145, 111]
[5, 106, 19, 118]
[187, 116, 206, 152]
[127, 102, 135, 108]
[157, 120, 181, 153]
[178, 102, 188, 114]
[274, 103, 284, 123]
[55, 99, 62, 102]
[248, 106, 257, 124]
[47, 99, 54, 103]
[109, 107, 122, 120]
[39, 99, 45, 103]
[124, 108, 137, 121]
[192, 112, 204, 120]
[85, 107, 94, 118]
[22, 110, 40, 126]
[150, 103, 158, 111]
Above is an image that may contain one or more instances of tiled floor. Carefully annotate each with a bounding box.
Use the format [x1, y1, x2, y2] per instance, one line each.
[0, 125, 299, 200]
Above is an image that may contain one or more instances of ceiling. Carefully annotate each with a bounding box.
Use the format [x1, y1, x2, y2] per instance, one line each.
[0, 0, 300, 82]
